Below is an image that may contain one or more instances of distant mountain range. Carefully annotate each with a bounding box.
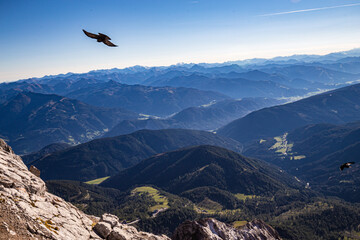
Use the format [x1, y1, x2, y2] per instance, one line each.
[0, 81, 53, 104]
[218, 83, 360, 144]
[20, 48, 360, 83]
[308, 57, 360, 74]
[222, 48, 360, 66]
[142, 65, 360, 98]
[143, 73, 308, 98]
[260, 65, 359, 84]
[104, 98, 285, 137]
[0, 92, 137, 154]
[0, 80, 228, 117]
[6, 49, 359, 101]
[1, 48, 359, 155]
[65, 81, 228, 117]
[30, 129, 242, 181]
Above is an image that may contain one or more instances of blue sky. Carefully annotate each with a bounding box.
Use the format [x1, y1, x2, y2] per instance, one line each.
[1, 0, 360, 82]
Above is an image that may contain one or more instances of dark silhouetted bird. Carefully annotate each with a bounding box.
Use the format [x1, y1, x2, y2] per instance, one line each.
[340, 162, 355, 171]
[82, 29, 117, 47]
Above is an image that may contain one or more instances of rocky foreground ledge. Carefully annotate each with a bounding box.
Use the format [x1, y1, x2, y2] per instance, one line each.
[0, 139, 281, 239]
[173, 218, 281, 240]
[0, 139, 169, 240]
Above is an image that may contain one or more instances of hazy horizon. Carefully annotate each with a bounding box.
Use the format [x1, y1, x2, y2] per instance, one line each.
[2, 46, 360, 83]
[1, 0, 360, 82]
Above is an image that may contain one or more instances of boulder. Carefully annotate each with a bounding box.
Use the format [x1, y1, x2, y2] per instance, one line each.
[94, 213, 170, 240]
[101, 213, 119, 228]
[93, 222, 112, 239]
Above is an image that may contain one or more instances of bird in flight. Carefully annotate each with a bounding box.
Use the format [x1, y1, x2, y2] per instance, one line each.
[82, 29, 118, 47]
[340, 162, 355, 171]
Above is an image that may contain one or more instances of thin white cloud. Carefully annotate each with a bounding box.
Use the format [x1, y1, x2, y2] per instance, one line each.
[259, 2, 360, 17]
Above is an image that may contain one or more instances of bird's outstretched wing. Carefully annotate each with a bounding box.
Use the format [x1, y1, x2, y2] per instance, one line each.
[99, 33, 111, 40]
[104, 39, 118, 47]
[83, 29, 99, 39]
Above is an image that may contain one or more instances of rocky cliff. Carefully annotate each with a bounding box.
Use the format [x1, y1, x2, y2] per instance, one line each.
[0, 138, 282, 239]
[0, 139, 169, 240]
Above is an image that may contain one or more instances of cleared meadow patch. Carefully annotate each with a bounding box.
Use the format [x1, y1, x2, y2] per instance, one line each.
[85, 176, 110, 185]
[131, 186, 169, 212]
[235, 193, 256, 201]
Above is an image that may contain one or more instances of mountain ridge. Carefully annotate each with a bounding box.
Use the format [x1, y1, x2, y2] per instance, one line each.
[218, 83, 360, 144]
[0, 92, 137, 154]
[101, 145, 301, 196]
[244, 120, 360, 202]
[104, 98, 285, 137]
[30, 129, 243, 181]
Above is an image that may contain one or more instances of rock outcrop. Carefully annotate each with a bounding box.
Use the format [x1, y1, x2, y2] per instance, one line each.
[0, 139, 169, 240]
[0, 138, 93, 239]
[172, 218, 281, 240]
[93, 213, 170, 240]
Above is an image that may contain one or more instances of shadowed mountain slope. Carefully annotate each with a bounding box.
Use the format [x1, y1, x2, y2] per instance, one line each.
[262, 65, 360, 84]
[31, 129, 242, 181]
[22, 142, 71, 164]
[147, 74, 307, 98]
[244, 121, 360, 202]
[104, 98, 285, 137]
[218, 83, 360, 144]
[0, 92, 137, 154]
[101, 145, 301, 196]
[65, 80, 229, 117]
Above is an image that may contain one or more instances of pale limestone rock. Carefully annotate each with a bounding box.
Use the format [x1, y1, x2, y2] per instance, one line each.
[101, 213, 119, 228]
[172, 218, 281, 240]
[0, 139, 93, 239]
[239, 219, 282, 240]
[94, 213, 171, 240]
